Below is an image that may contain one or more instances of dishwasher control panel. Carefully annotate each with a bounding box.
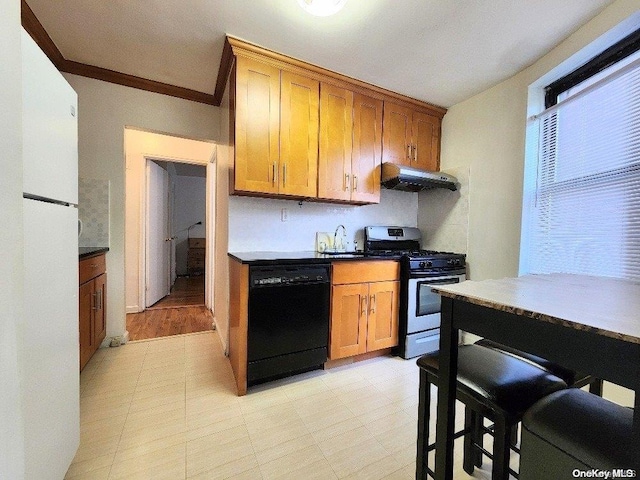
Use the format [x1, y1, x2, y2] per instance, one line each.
[250, 265, 330, 288]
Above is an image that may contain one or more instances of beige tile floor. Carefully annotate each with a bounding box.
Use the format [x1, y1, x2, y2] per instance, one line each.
[67, 332, 502, 479]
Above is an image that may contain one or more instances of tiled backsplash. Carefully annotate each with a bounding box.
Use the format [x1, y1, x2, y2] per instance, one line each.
[228, 188, 419, 252]
[418, 166, 469, 255]
[78, 177, 110, 247]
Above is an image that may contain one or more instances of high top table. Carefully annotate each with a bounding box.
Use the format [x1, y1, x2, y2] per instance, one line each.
[428, 273, 640, 480]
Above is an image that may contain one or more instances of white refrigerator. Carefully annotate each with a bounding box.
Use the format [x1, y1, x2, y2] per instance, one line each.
[21, 28, 80, 479]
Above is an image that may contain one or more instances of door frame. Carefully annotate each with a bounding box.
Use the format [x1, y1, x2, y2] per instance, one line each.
[125, 128, 216, 315]
[138, 154, 216, 311]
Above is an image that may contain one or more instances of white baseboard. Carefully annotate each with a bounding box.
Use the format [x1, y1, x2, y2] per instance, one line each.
[126, 305, 140, 314]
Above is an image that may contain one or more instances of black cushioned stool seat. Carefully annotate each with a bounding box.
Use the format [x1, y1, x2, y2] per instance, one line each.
[520, 389, 634, 479]
[416, 344, 567, 480]
[476, 339, 602, 394]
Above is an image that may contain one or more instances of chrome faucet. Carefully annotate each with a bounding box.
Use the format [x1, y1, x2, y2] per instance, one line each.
[334, 224, 347, 252]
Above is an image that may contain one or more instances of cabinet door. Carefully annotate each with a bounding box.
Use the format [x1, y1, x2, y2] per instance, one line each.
[79, 281, 94, 371]
[93, 274, 107, 347]
[330, 283, 368, 359]
[234, 56, 280, 194]
[366, 281, 399, 352]
[412, 111, 440, 171]
[382, 101, 412, 166]
[280, 71, 319, 197]
[318, 83, 353, 201]
[351, 93, 382, 204]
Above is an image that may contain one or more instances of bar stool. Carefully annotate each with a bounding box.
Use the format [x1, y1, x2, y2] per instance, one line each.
[472, 339, 604, 467]
[475, 339, 603, 395]
[520, 388, 634, 479]
[416, 344, 567, 480]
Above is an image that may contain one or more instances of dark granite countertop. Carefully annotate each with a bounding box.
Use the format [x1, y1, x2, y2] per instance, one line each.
[79, 247, 109, 259]
[228, 250, 399, 266]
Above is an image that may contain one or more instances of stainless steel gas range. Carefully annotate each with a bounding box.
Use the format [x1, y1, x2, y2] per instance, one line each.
[364, 226, 467, 359]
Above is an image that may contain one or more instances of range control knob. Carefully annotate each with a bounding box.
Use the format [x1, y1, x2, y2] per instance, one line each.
[419, 261, 426, 268]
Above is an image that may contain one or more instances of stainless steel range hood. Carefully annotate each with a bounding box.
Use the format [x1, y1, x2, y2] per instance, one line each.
[381, 163, 458, 192]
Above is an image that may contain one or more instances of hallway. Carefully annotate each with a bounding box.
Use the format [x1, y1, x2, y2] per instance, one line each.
[127, 276, 210, 341]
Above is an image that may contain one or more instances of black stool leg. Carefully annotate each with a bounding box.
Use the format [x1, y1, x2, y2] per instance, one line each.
[491, 417, 512, 480]
[589, 378, 603, 397]
[463, 408, 476, 475]
[474, 414, 484, 467]
[416, 369, 431, 480]
[510, 423, 518, 447]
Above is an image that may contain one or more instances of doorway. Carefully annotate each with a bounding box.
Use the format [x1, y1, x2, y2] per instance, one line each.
[124, 128, 216, 342]
[145, 160, 207, 311]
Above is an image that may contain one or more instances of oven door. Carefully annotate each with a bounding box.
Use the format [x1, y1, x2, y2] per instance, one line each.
[407, 273, 466, 334]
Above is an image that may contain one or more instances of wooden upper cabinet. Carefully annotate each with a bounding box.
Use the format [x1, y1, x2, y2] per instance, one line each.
[382, 102, 412, 166]
[383, 101, 441, 171]
[280, 71, 319, 197]
[234, 56, 280, 194]
[351, 93, 383, 203]
[223, 37, 446, 202]
[412, 111, 440, 171]
[318, 83, 354, 202]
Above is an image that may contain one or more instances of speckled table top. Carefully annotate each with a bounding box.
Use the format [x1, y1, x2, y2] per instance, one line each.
[433, 273, 640, 345]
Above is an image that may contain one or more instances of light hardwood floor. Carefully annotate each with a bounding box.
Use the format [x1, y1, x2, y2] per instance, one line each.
[68, 332, 505, 479]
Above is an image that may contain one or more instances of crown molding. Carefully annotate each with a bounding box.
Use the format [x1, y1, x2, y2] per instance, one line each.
[21, 0, 216, 106]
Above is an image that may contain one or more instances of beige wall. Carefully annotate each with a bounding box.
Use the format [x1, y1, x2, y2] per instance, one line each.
[124, 129, 215, 315]
[436, 0, 639, 282]
[436, 0, 639, 405]
[1, 1, 25, 477]
[64, 73, 220, 342]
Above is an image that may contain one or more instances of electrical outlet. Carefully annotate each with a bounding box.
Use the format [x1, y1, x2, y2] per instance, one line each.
[281, 208, 288, 222]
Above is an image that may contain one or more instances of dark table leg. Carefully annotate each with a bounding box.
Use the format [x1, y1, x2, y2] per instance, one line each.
[633, 391, 640, 472]
[434, 297, 459, 480]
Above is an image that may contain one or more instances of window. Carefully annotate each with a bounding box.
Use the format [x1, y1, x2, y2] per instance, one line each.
[520, 29, 640, 280]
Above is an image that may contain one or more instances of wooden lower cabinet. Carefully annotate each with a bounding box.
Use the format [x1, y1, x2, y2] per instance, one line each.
[79, 254, 107, 371]
[329, 261, 399, 360]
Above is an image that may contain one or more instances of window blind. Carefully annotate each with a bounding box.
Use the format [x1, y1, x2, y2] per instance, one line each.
[521, 56, 640, 280]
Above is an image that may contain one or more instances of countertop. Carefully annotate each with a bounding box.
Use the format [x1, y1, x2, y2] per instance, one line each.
[432, 273, 640, 344]
[79, 247, 109, 259]
[228, 250, 400, 265]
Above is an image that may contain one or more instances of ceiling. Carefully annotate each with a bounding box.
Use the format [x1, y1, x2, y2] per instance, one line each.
[27, 0, 615, 108]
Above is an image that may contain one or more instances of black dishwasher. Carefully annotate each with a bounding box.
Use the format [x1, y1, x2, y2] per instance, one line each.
[248, 264, 330, 386]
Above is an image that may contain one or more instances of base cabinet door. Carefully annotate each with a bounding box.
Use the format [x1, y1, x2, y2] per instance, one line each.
[79, 281, 94, 371]
[79, 254, 107, 371]
[330, 283, 368, 359]
[366, 281, 399, 351]
[93, 274, 107, 348]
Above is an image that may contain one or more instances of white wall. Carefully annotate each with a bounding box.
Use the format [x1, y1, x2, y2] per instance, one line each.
[174, 175, 206, 276]
[228, 189, 418, 252]
[64, 73, 220, 339]
[433, 0, 639, 405]
[0, 2, 25, 478]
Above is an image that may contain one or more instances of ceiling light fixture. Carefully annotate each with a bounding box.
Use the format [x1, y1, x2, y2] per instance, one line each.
[297, 0, 347, 17]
